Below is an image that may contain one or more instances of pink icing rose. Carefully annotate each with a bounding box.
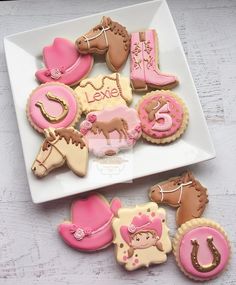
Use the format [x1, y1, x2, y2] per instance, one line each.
[73, 228, 85, 241]
[80, 128, 88, 135]
[87, 113, 97, 123]
[80, 120, 92, 130]
[50, 68, 62, 80]
[128, 224, 136, 233]
[135, 124, 142, 133]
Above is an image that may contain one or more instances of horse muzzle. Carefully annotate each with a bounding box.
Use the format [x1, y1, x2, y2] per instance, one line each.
[31, 161, 47, 178]
[75, 37, 88, 53]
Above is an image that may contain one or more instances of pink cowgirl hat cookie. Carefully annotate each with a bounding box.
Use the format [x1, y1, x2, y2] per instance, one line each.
[36, 38, 93, 86]
[120, 214, 162, 245]
[58, 194, 121, 251]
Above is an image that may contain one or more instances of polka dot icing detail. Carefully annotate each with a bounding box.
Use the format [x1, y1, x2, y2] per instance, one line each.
[27, 83, 80, 133]
[138, 93, 183, 139]
[179, 226, 230, 280]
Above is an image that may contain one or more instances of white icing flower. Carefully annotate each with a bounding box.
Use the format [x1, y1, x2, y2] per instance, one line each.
[73, 228, 85, 241]
[128, 223, 136, 233]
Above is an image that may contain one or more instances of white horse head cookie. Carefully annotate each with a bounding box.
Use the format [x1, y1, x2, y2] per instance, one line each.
[32, 127, 88, 177]
[112, 202, 172, 271]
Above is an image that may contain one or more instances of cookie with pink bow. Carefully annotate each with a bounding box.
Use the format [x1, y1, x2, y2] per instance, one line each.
[137, 90, 189, 144]
[79, 105, 142, 157]
[58, 193, 121, 251]
[35, 38, 93, 86]
[112, 202, 172, 271]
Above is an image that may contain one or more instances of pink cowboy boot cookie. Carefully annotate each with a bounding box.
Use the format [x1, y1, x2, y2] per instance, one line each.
[130, 30, 178, 91]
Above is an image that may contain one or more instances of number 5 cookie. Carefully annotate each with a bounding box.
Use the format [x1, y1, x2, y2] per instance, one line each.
[112, 202, 172, 271]
[137, 90, 189, 144]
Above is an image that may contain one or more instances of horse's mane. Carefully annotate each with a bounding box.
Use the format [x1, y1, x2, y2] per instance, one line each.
[103, 17, 130, 51]
[43, 128, 86, 150]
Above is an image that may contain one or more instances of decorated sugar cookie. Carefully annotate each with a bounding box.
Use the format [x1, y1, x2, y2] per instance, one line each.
[130, 30, 178, 91]
[35, 38, 93, 86]
[75, 16, 130, 72]
[137, 90, 189, 144]
[26, 82, 81, 133]
[149, 171, 208, 226]
[58, 194, 121, 251]
[32, 127, 88, 177]
[79, 105, 142, 157]
[173, 218, 231, 281]
[112, 202, 172, 271]
[75, 73, 132, 114]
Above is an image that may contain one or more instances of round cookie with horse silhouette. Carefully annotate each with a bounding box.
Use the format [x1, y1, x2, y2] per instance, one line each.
[79, 105, 142, 157]
[173, 218, 231, 281]
[26, 82, 81, 133]
[137, 90, 189, 144]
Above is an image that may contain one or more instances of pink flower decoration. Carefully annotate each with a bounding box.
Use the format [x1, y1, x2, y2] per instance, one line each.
[87, 113, 97, 123]
[80, 128, 88, 135]
[128, 223, 136, 233]
[84, 227, 92, 236]
[73, 228, 85, 241]
[50, 68, 62, 80]
[135, 124, 142, 132]
[80, 120, 92, 130]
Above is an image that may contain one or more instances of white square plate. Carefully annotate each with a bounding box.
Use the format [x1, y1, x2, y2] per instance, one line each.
[4, 0, 215, 203]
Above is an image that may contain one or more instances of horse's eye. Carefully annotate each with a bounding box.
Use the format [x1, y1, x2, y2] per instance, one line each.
[177, 182, 181, 185]
[47, 143, 51, 148]
[136, 238, 140, 241]
[146, 236, 149, 240]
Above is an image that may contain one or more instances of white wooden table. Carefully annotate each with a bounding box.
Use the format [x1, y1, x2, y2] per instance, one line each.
[0, 0, 235, 284]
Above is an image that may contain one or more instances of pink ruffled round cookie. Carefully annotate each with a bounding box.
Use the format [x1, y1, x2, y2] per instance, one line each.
[173, 218, 231, 281]
[26, 82, 81, 133]
[79, 105, 142, 157]
[35, 38, 93, 86]
[137, 90, 189, 144]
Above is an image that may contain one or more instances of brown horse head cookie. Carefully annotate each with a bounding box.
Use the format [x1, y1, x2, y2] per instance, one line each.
[149, 171, 208, 226]
[75, 16, 130, 72]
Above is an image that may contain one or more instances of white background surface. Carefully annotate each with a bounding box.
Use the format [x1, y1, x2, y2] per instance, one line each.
[0, 0, 235, 284]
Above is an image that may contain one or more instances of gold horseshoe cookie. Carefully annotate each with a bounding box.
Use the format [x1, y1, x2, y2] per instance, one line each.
[191, 236, 221, 272]
[35, 92, 69, 123]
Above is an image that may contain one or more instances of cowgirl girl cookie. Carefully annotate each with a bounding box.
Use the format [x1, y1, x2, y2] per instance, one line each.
[58, 194, 121, 251]
[173, 218, 231, 281]
[112, 202, 172, 271]
[32, 127, 88, 178]
[26, 82, 81, 133]
[79, 105, 142, 157]
[136, 90, 189, 144]
[149, 171, 208, 226]
[35, 38, 93, 86]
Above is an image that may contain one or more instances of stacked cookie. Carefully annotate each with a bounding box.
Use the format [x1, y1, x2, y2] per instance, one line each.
[24, 16, 231, 281]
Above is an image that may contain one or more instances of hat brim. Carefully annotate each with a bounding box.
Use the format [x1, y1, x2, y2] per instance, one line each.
[58, 222, 113, 251]
[36, 55, 93, 86]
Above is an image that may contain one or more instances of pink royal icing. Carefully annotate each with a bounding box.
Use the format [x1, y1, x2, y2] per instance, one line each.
[58, 194, 121, 251]
[35, 38, 93, 86]
[179, 226, 230, 279]
[80, 105, 142, 157]
[139, 93, 183, 138]
[28, 83, 78, 131]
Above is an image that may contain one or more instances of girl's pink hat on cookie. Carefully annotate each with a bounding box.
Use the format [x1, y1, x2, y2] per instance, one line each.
[120, 214, 162, 245]
[58, 194, 121, 251]
[35, 38, 93, 86]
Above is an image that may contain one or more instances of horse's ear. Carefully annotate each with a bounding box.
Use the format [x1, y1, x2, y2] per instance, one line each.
[182, 171, 194, 182]
[101, 16, 110, 27]
[44, 128, 56, 141]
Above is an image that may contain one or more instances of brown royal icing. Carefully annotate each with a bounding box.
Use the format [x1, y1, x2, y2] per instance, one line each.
[75, 16, 130, 72]
[149, 171, 208, 226]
